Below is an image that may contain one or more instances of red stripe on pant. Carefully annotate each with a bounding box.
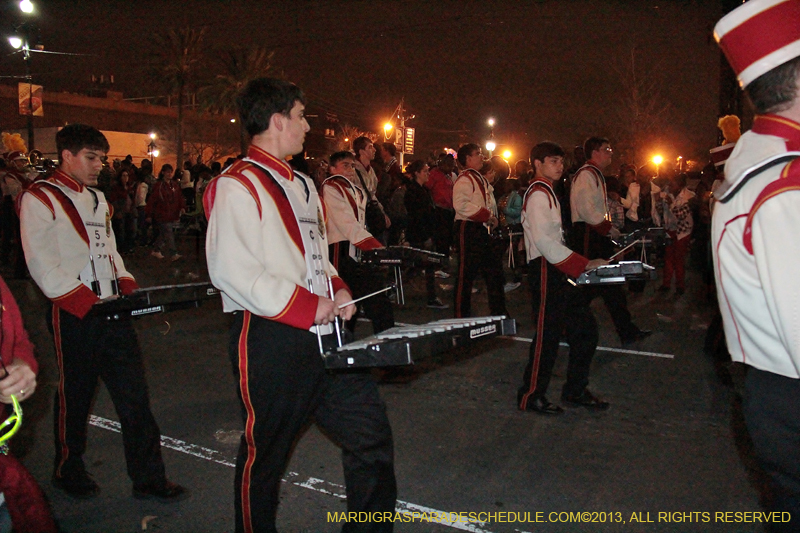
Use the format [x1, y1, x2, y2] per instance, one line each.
[238, 311, 257, 533]
[331, 242, 340, 271]
[52, 305, 70, 477]
[455, 222, 467, 318]
[519, 260, 548, 410]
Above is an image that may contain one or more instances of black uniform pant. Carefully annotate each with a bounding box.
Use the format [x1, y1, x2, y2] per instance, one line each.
[331, 243, 394, 335]
[47, 306, 166, 485]
[229, 313, 396, 533]
[570, 222, 640, 342]
[433, 206, 455, 259]
[518, 258, 598, 407]
[743, 368, 800, 533]
[453, 220, 507, 318]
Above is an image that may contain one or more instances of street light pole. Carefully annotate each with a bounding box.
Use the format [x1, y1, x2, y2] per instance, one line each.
[23, 40, 34, 151]
[8, 1, 37, 151]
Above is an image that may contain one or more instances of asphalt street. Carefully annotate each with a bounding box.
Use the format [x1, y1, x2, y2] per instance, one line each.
[4, 234, 768, 533]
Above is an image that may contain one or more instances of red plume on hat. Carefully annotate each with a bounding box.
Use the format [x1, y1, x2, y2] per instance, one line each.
[714, 0, 800, 88]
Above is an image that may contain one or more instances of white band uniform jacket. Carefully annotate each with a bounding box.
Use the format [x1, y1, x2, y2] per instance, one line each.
[203, 146, 348, 331]
[18, 169, 137, 318]
[570, 163, 612, 235]
[712, 114, 800, 379]
[321, 174, 382, 251]
[522, 177, 589, 278]
[453, 168, 495, 223]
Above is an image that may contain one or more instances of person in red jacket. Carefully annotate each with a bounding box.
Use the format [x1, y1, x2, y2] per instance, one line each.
[0, 274, 58, 532]
[425, 154, 457, 266]
[147, 164, 185, 261]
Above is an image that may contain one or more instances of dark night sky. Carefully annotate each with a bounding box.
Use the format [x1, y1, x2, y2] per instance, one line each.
[1, 0, 725, 166]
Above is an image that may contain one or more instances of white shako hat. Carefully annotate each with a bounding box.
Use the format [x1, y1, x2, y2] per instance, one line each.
[714, 0, 800, 88]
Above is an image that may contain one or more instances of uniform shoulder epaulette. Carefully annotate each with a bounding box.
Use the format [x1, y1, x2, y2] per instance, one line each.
[16, 179, 55, 217]
[523, 180, 557, 210]
[743, 159, 800, 254]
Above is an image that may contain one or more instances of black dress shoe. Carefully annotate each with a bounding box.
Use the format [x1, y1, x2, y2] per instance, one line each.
[520, 396, 564, 415]
[133, 480, 190, 502]
[52, 471, 100, 499]
[561, 389, 610, 411]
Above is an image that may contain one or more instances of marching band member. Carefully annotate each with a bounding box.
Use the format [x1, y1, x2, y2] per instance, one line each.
[569, 137, 650, 346]
[321, 150, 394, 334]
[452, 143, 508, 318]
[17, 124, 187, 501]
[713, 1, 800, 524]
[204, 78, 396, 533]
[517, 142, 609, 414]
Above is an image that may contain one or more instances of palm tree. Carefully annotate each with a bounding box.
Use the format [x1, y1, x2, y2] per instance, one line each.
[199, 46, 279, 154]
[150, 27, 207, 173]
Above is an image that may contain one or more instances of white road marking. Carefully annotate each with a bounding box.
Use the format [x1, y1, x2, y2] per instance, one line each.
[89, 415, 502, 532]
[504, 336, 674, 359]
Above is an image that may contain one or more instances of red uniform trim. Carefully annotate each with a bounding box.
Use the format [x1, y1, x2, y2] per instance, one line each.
[202, 177, 219, 220]
[752, 114, 800, 152]
[467, 207, 492, 223]
[354, 235, 383, 251]
[523, 179, 557, 211]
[238, 311, 256, 533]
[52, 169, 84, 193]
[34, 182, 91, 247]
[51, 284, 98, 319]
[743, 159, 800, 253]
[247, 169, 305, 257]
[590, 219, 613, 236]
[249, 145, 294, 181]
[331, 242, 340, 270]
[52, 306, 70, 478]
[519, 259, 548, 410]
[15, 185, 53, 217]
[330, 275, 349, 296]
[321, 176, 359, 218]
[206, 159, 306, 257]
[718, 2, 800, 78]
[715, 213, 749, 364]
[554, 252, 589, 278]
[118, 277, 138, 296]
[265, 285, 318, 330]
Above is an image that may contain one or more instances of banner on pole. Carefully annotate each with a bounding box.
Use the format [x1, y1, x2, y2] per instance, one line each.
[19, 83, 43, 116]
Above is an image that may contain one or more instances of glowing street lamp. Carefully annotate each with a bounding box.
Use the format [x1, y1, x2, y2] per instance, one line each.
[486, 140, 496, 154]
[19, 0, 34, 14]
[652, 155, 663, 166]
[487, 118, 495, 127]
[147, 133, 158, 164]
[502, 150, 512, 159]
[8, 36, 22, 49]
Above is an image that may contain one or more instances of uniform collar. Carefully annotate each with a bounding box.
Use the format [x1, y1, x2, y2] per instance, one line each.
[530, 176, 554, 189]
[247, 145, 294, 181]
[52, 168, 85, 192]
[584, 161, 604, 173]
[752, 114, 800, 152]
